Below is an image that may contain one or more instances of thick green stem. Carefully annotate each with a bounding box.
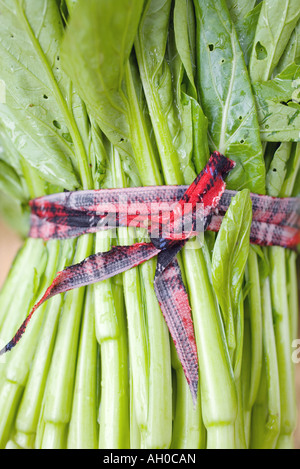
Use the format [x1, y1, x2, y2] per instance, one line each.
[0, 381, 23, 448]
[269, 247, 297, 447]
[95, 231, 130, 449]
[232, 296, 246, 448]
[38, 235, 93, 449]
[13, 240, 75, 447]
[99, 280, 130, 449]
[169, 253, 206, 450]
[182, 241, 237, 449]
[0, 242, 34, 330]
[39, 422, 67, 449]
[234, 377, 246, 449]
[134, 39, 185, 186]
[5, 241, 60, 385]
[118, 226, 149, 439]
[129, 369, 141, 449]
[286, 251, 299, 343]
[5, 438, 22, 449]
[261, 276, 281, 448]
[170, 347, 206, 449]
[244, 247, 263, 410]
[0, 239, 47, 388]
[241, 315, 252, 448]
[138, 257, 173, 449]
[206, 425, 236, 449]
[250, 364, 269, 448]
[250, 276, 280, 449]
[67, 285, 98, 449]
[125, 60, 163, 186]
[13, 431, 35, 450]
[0, 241, 60, 448]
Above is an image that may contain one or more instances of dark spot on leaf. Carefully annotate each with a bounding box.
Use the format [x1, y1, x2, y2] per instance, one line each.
[57, 56, 60, 61]
[43, 94, 48, 99]
[240, 139, 245, 144]
[255, 41, 267, 60]
[53, 120, 61, 129]
[208, 44, 214, 51]
[62, 132, 73, 143]
[273, 168, 277, 172]
[119, 138, 124, 142]
[280, 99, 292, 106]
[238, 116, 243, 121]
[221, 59, 225, 64]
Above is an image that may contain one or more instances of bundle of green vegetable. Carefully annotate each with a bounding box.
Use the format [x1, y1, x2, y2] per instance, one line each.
[0, 0, 299, 450]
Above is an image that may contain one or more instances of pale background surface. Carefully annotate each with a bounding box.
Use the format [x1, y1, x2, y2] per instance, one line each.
[0, 218, 299, 448]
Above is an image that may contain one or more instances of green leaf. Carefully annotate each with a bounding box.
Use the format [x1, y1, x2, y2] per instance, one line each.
[266, 143, 293, 197]
[274, 19, 300, 75]
[55, 0, 69, 24]
[212, 189, 252, 352]
[226, 0, 256, 25]
[0, 189, 29, 237]
[0, 122, 50, 199]
[258, 62, 300, 100]
[0, 0, 92, 190]
[0, 123, 24, 175]
[167, 18, 199, 183]
[233, 3, 263, 66]
[253, 63, 300, 142]
[251, 245, 270, 283]
[291, 163, 300, 197]
[124, 56, 163, 186]
[190, 99, 210, 173]
[61, 0, 145, 187]
[280, 142, 300, 197]
[135, 0, 187, 185]
[65, 0, 77, 14]
[249, 0, 300, 82]
[88, 117, 109, 189]
[193, 0, 266, 194]
[0, 160, 27, 202]
[173, 0, 210, 174]
[134, 0, 210, 184]
[174, 0, 197, 97]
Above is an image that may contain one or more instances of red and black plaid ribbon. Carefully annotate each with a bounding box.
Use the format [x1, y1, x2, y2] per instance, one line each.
[29, 176, 300, 250]
[1, 152, 299, 403]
